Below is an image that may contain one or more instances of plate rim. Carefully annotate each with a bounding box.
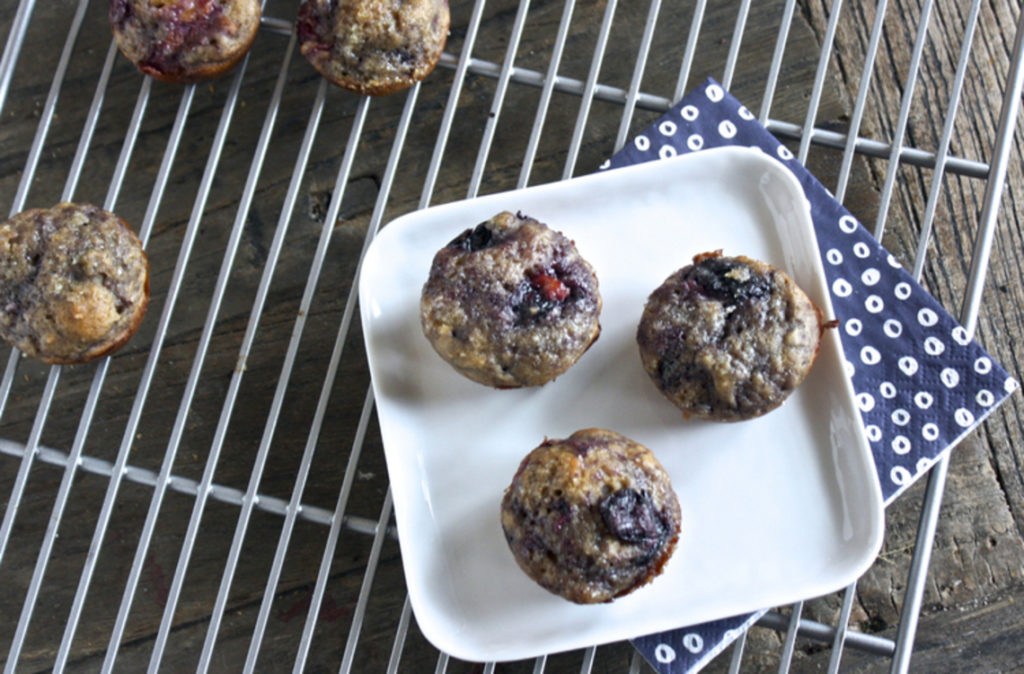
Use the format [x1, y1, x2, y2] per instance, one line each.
[359, 146, 885, 661]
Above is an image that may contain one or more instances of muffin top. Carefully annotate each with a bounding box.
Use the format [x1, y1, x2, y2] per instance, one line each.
[637, 251, 822, 421]
[110, 0, 261, 83]
[500, 428, 681, 603]
[297, 0, 449, 95]
[420, 211, 601, 388]
[0, 203, 149, 364]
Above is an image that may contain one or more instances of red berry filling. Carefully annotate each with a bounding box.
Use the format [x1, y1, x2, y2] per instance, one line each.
[530, 272, 570, 301]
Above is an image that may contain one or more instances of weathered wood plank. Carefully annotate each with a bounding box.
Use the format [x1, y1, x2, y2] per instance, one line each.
[0, 0, 1021, 671]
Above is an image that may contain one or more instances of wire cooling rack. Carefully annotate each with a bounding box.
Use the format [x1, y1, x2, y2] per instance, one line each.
[0, 0, 1021, 671]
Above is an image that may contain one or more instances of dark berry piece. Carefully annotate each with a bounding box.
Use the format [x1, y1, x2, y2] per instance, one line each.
[688, 257, 771, 304]
[600, 488, 667, 545]
[512, 269, 576, 325]
[512, 279, 558, 325]
[449, 222, 494, 252]
[137, 0, 224, 73]
[109, 0, 131, 27]
[295, 3, 322, 46]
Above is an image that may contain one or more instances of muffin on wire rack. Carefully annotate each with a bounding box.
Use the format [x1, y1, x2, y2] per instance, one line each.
[296, 0, 450, 95]
[109, 0, 262, 83]
[0, 202, 149, 364]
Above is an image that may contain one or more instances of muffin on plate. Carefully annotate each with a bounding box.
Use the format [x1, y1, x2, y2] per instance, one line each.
[500, 428, 681, 604]
[636, 250, 823, 422]
[420, 210, 601, 388]
[297, 0, 449, 96]
[110, 0, 261, 83]
[0, 202, 149, 364]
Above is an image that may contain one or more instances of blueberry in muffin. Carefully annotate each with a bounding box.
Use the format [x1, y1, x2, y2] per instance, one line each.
[500, 428, 681, 604]
[296, 0, 449, 96]
[636, 251, 823, 421]
[0, 203, 149, 364]
[420, 211, 601, 388]
[110, 0, 261, 84]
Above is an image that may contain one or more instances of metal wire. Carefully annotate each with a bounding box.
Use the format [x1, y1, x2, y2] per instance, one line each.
[295, 76, 428, 671]
[720, 0, 751, 91]
[756, 0, 796, 125]
[339, 489, 394, 673]
[826, 583, 859, 673]
[870, 0, 934, 240]
[0, 1, 1021, 672]
[3, 61, 152, 672]
[0, 36, 122, 569]
[98, 82, 202, 670]
[756, 610, 895, 656]
[467, 0, 531, 197]
[293, 388, 376, 672]
[0, 0, 35, 115]
[579, 646, 597, 673]
[613, 0, 662, 152]
[517, 0, 576, 188]
[728, 630, 747, 673]
[777, 602, 803, 673]
[797, 0, 843, 164]
[563, 0, 618, 179]
[150, 51, 317, 674]
[911, 0, 982, 281]
[890, 7, 1024, 674]
[673, 0, 707, 101]
[833, 0, 889, 202]
[191, 80, 331, 671]
[244, 93, 372, 671]
[386, 597, 414, 673]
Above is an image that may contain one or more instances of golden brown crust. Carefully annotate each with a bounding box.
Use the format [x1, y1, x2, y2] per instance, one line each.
[420, 211, 602, 388]
[49, 253, 150, 365]
[637, 251, 822, 421]
[0, 203, 150, 364]
[501, 429, 681, 604]
[297, 0, 450, 96]
[109, 0, 261, 84]
[137, 27, 256, 84]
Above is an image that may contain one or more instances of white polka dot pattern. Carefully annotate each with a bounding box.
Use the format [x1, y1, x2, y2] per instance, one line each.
[612, 77, 1016, 674]
[654, 644, 676, 663]
[632, 611, 760, 674]
[604, 76, 1015, 509]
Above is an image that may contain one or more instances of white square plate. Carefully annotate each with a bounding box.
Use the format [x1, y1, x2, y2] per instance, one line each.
[358, 147, 884, 662]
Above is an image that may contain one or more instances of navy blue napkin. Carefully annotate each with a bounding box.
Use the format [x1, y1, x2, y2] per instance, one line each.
[606, 79, 1018, 673]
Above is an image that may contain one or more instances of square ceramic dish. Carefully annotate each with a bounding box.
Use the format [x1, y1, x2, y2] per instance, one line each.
[358, 147, 884, 662]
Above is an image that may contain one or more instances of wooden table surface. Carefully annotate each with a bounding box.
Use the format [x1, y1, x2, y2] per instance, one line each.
[0, 0, 1022, 671]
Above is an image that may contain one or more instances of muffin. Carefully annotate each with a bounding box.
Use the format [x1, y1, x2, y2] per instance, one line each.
[110, 0, 261, 84]
[636, 251, 823, 422]
[0, 203, 149, 364]
[500, 428, 681, 604]
[420, 211, 601, 388]
[297, 0, 449, 96]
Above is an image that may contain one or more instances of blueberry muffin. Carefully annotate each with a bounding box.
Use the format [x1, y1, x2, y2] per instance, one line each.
[500, 428, 681, 604]
[420, 211, 601, 388]
[0, 203, 149, 364]
[110, 0, 261, 83]
[297, 0, 449, 96]
[636, 251, 823, 422]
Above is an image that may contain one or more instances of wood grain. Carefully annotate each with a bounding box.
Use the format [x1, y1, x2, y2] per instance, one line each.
[0, 0, 1021, 671]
